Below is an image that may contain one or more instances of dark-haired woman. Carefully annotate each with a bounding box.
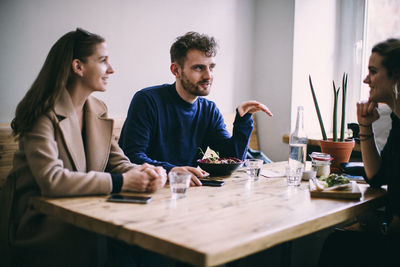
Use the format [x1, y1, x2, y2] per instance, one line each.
[0, 28, 167, 267]
[318, 38, 400, 266]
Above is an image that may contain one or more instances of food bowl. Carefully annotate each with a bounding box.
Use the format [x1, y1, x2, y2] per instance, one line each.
[197, 157, 243, 176]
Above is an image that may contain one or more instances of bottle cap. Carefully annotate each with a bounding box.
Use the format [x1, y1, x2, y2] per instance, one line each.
[310, 152, 332, 161]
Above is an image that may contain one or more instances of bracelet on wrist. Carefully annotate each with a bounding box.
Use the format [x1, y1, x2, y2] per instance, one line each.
[359, 133, 374, 141]
[359, 133, 374, 137]
[359, 123, 372, 128]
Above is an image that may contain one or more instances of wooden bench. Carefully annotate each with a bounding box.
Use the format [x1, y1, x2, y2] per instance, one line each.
[0, 114, 259, 189]
[0, 125, 18, 189]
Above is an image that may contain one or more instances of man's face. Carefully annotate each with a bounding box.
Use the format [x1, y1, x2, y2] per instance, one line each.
[178, 49, 216, 97]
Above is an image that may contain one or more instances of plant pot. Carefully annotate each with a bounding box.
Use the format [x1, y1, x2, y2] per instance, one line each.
[319, 139, 355, 174]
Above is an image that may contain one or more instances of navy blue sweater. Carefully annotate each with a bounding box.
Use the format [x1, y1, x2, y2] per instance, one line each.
[118, 83, 253, 171]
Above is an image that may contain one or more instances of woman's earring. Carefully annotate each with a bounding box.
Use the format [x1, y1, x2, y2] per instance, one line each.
[394, 83, 399, 100]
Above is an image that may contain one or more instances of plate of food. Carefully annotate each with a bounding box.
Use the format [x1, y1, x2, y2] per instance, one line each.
[197, 149, 243, 176]
[316, 174, 352, 191]
[309, 174, 361, 199]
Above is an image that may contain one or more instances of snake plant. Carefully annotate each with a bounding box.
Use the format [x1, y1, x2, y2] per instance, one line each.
[309, 73, 348, 142]
[340, 73, 348, 141]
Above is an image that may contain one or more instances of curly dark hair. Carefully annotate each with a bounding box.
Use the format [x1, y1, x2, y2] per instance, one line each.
[170, 32, 218, 67]
[372, 38, 400, 80]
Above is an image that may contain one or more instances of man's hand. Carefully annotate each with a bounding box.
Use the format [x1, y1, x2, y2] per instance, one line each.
[237, 101, 273, 117]
[170, 166, 207, 186]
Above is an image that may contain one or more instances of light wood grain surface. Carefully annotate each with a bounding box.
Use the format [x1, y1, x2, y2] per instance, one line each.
[30, 161, 386, 267]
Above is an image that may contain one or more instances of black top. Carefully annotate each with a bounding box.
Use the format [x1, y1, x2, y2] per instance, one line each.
[366, 113, 400, 216]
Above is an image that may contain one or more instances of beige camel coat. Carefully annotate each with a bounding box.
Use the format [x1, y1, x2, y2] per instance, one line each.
[0, 89, 135, 266]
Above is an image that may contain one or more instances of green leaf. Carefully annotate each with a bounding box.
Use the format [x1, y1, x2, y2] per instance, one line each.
[340, 73, 348, 141]
[309, 75, 327, 140]
[198, 147, 205, 157]
[332, 81, 340, 142]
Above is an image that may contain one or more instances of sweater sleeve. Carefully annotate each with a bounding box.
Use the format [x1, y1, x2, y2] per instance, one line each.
[207, 108, 253, 161]
[364, 125, 396, 188]
[110, 173, 123, 193]
[364, 147, 388, 188]
[364, 114, 400, 216]
[119, 91, 176, 171]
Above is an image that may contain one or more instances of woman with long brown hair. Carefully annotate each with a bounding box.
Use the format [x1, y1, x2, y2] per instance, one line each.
[319, 38, 400, 266]
[0, 28, 167, 267]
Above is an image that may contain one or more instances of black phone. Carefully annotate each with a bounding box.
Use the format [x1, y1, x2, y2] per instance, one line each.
[340, 162, 365, 176]
[200, 179, 225, 187]
[107, 194, 152, 204]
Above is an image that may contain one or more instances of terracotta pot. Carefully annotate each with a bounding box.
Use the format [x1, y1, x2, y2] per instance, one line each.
[319, 139, 355, 174]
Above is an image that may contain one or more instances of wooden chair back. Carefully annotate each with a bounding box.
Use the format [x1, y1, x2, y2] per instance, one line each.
[0, 125, 17, 189]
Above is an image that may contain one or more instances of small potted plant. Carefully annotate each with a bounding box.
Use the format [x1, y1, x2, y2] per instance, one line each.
[309, 73, 355, 173]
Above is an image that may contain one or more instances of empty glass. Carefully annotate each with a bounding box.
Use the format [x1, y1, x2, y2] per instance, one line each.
[286, 165, 303, 186]
[245, 159, 263, 181]
[168, 171, 191, 199]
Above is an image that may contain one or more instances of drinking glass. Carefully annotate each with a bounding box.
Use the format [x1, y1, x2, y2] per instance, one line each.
[245, 159, 263, 181]
[286, 165, 303, 186]
[168, 171, 191, 199]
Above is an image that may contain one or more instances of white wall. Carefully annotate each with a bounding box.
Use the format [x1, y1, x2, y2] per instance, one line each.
[0, 0, 254, 122]
[2, 0, 347, 163]
[253, 0, 354, 161]
[252, 0, 295, 161]
[291, 0, 338, 139]
[291, 0, 367, 141]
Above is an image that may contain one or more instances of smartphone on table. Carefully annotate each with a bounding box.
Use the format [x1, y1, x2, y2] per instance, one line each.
[199, 179, 225, 187]
[107, 194, 152, 204]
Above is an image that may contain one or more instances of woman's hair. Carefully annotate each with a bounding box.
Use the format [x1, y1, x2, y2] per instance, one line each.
[170, 32, 218, 67]
[372, 38, 400, 81]
[11, 28, 105, 137]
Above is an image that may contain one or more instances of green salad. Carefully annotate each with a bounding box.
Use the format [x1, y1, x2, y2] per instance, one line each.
[319, 174, 350, 187]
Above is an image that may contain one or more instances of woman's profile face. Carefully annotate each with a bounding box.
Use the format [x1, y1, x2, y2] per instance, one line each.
[364, 52, 394, 104]
[80, 42, 114, 93]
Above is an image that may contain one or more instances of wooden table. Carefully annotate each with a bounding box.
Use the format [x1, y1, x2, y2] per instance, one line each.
[30, 162, 386, 267]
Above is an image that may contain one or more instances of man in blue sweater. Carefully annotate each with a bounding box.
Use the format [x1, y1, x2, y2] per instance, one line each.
[119, 32, 272, 186]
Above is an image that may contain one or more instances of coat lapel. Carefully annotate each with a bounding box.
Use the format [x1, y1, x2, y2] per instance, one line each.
[54, 90, 87, 172]
[84, 96, 113, 172]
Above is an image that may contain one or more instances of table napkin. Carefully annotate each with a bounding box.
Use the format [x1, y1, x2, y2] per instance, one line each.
[261, 169, 285, 178]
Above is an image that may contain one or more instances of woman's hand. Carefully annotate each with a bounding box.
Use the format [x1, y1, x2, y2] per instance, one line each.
[121, 163, 167, 192]
[356, 100, 380, 127]
[356, 99, 382, 179]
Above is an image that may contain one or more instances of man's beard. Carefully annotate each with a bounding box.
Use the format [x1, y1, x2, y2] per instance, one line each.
[180, 71, 211, 97]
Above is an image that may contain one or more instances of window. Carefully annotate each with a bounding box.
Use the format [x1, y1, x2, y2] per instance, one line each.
[291, 0, 365, 136]
[357, 0, 400, 150]
[291, 0, 400, 140]
[361, 0, 400, 100]
[334, 0, 400, 126]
